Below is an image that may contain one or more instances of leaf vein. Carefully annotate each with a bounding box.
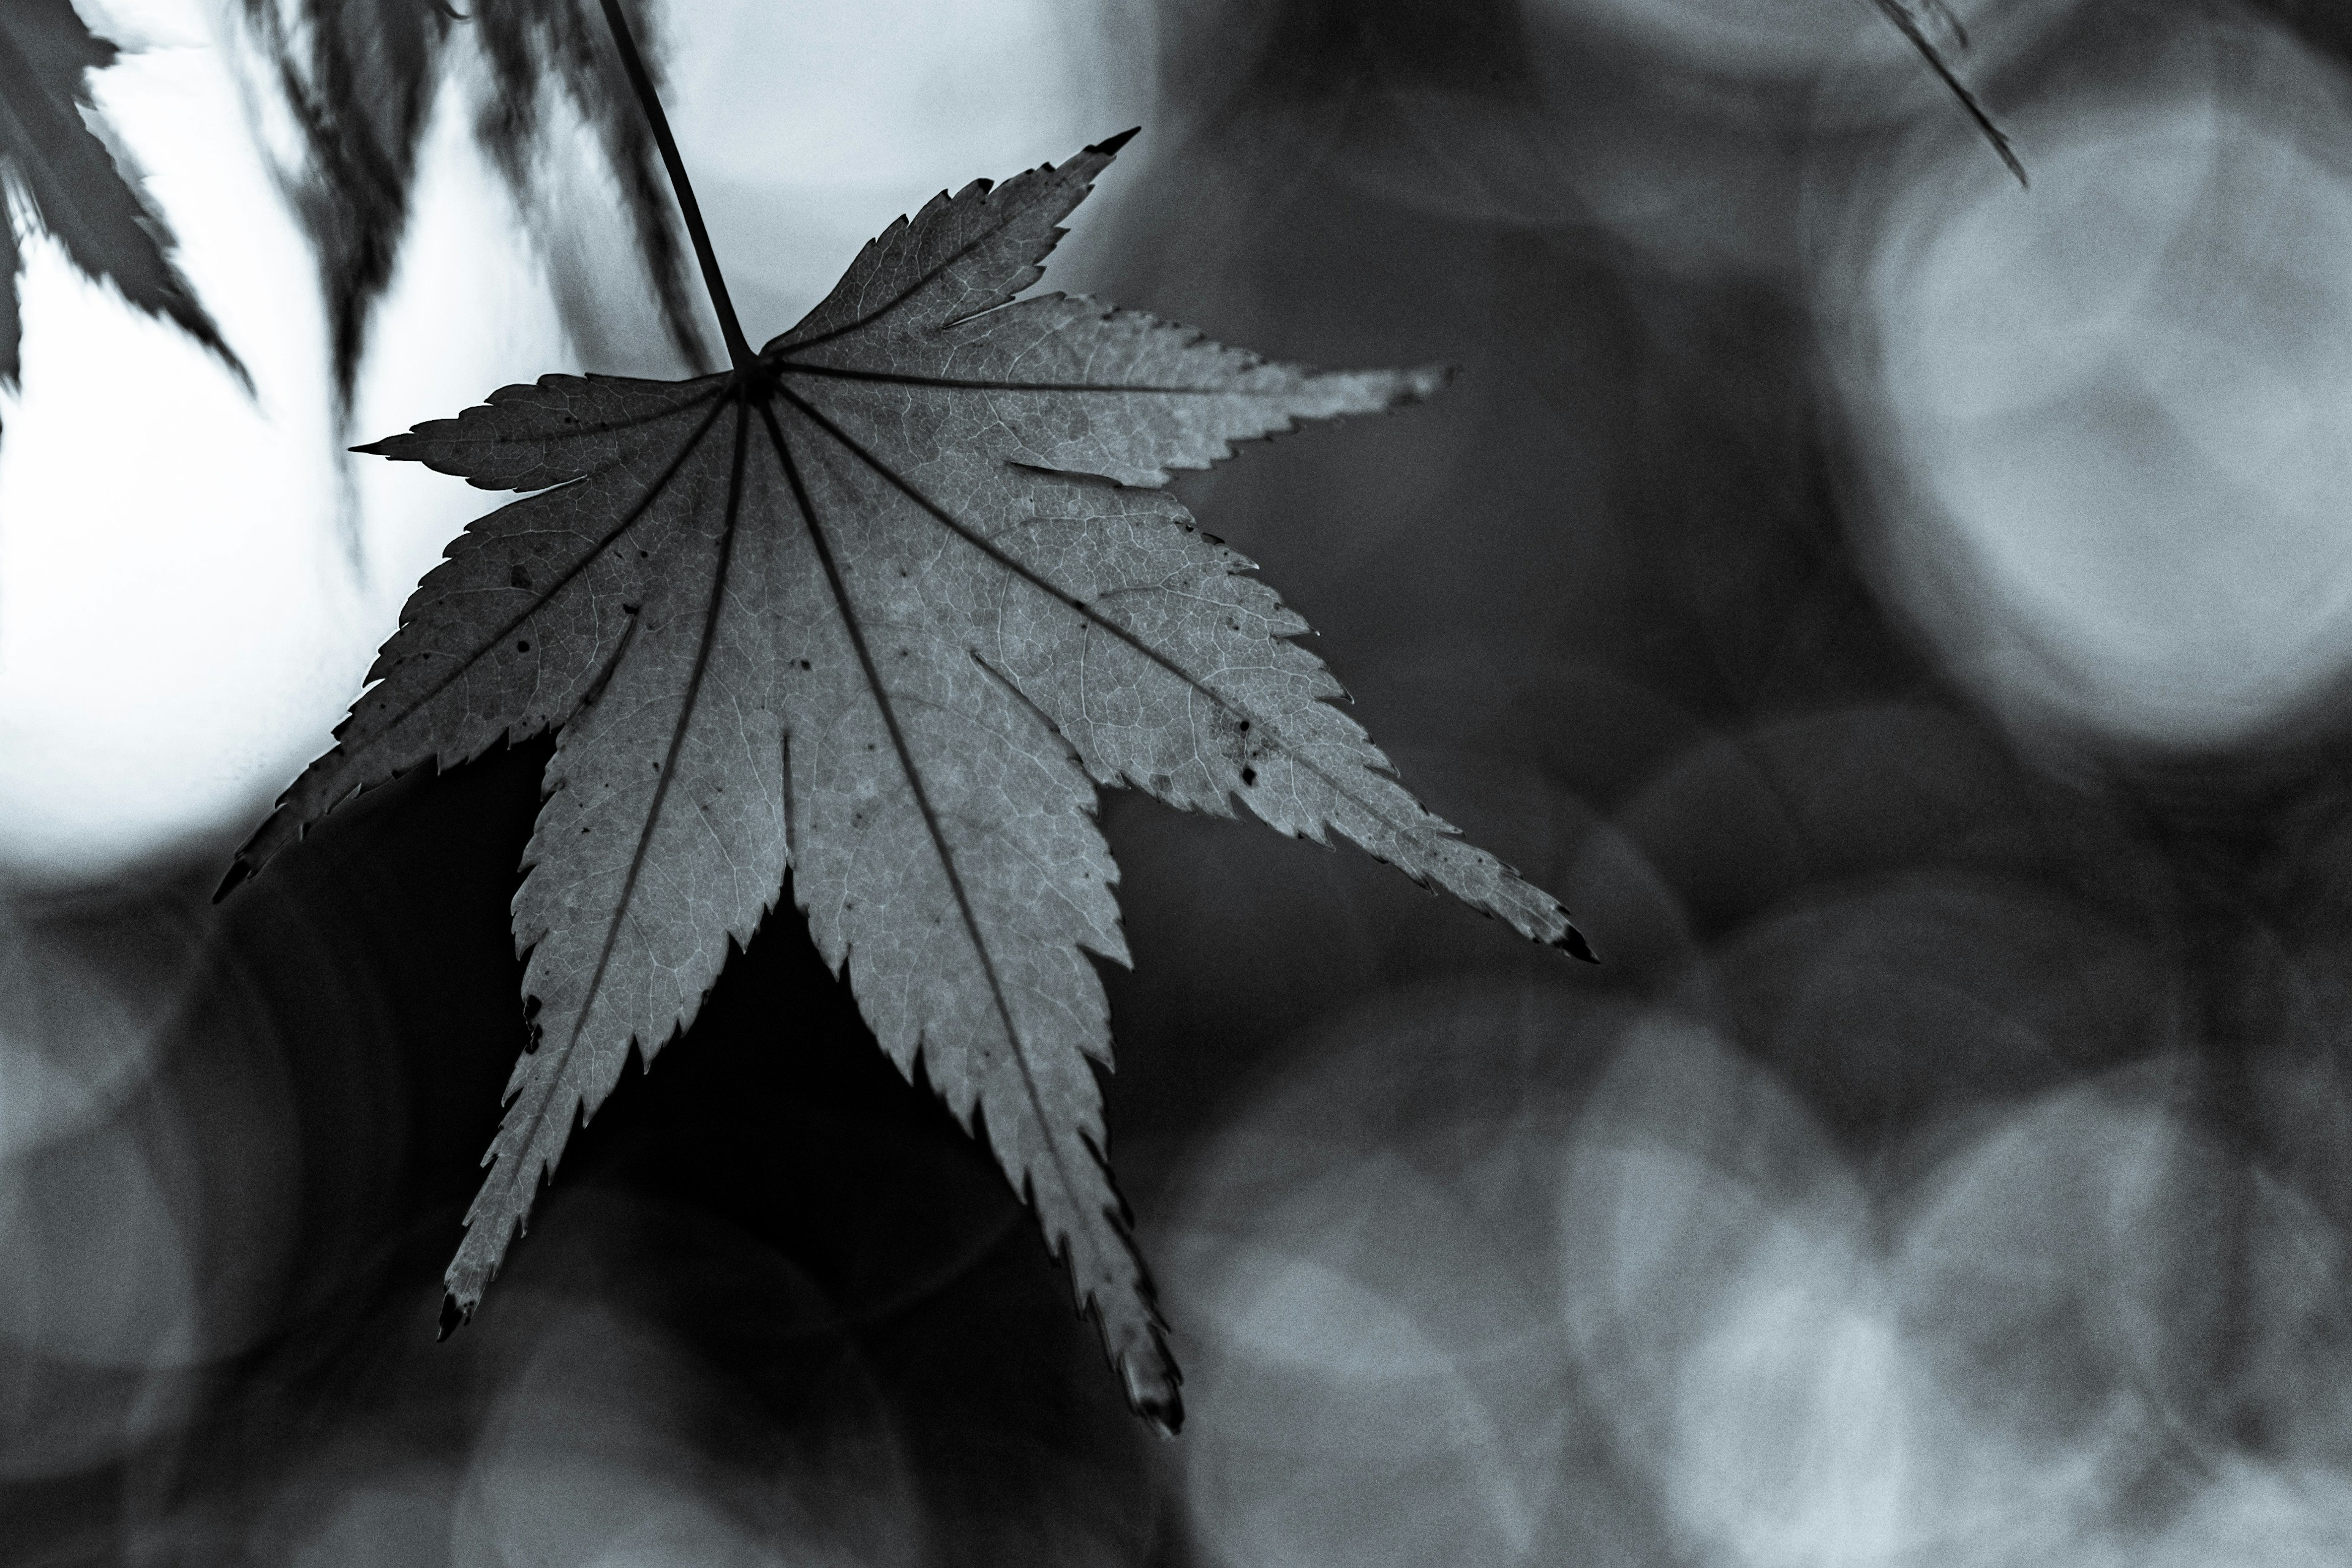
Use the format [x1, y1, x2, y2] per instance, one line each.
[774, 385, 1455, 850]
[755, 395, 1096, 1227]
[776, 361, 1275, 397]
[507, 394, 753, 1165]
[774, 186, 1051, 354]
[355, 391, 732, 767]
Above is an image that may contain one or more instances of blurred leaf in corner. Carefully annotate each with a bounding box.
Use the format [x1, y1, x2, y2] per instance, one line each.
[0, 0, 246, 407]
[468, 0, 707, 372]
[242, 0, 707, 437]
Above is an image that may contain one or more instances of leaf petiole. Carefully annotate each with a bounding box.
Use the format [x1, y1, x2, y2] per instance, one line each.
[596, 0, 755, 369]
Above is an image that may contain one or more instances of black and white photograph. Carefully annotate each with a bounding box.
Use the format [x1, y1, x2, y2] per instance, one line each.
[6, 1, 2352, 1563]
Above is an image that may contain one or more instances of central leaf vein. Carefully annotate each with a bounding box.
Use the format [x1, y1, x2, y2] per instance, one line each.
[755, 394, 1095, 1228]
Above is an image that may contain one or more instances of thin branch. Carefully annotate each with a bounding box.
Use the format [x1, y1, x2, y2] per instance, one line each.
[1872, 0, 2029, 189]
[595, 0, 754, 368]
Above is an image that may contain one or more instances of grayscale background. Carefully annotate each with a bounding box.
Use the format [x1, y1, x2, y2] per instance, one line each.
[8, 1, 2352, 1562]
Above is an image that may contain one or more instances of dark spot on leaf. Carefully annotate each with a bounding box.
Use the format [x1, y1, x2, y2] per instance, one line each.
[1236, 720, 1250, 733]
[509, 564, 533, 589]
[516, 639, 530, 653]
[798, 659, 812, 670]
[1240, 766, 1257, 786]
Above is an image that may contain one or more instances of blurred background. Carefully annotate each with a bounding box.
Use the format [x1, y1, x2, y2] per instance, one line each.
[9, 0, 2352, 1562]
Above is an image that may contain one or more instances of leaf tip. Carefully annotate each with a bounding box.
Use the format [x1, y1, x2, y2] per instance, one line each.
[1123, 1351, 1185, 1437]
[1142, 1390, 1184, 1439]
[1552, 924, 1600, 964]
[1399, 363, 1454, 404]
[435, 1292, 470, 1341]
[212, 858, 253, 903]
[1089, 127, 1142, 159]
[209, 341, 257, 401]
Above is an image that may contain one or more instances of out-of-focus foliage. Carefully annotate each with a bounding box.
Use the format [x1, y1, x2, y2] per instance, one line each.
[0, 0, 241, 410]
[237, 0, 704, 422]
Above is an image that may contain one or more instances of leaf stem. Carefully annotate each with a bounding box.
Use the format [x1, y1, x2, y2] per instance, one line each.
[597, 0, 755, 369]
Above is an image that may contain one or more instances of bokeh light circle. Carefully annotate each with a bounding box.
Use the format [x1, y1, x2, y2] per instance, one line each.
[1838, 28, 2352, 749]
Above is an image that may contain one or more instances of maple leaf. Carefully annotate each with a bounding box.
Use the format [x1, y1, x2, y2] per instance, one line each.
[0, 0, 243, 402]
[221, 9, 1588, 1434]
